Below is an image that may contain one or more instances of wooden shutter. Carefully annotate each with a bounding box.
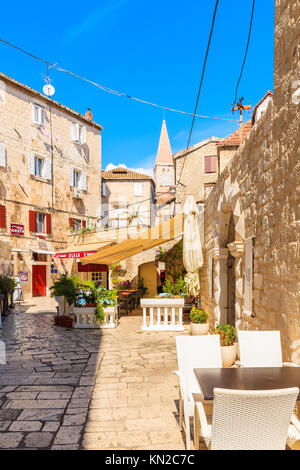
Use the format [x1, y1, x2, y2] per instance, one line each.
[29, 153, 35, 175]
[80, 172, 87, 191]
[82, 220, 86, 228]
[134, 183, 142, 196]
[69, 167, 74, 186]
[80, 126, 86, 144]
[44, 158, 52, 179]
[204, 155, 217, 173]
[0, 143, 6, 167]
[211, 156, 217, 172]
[204, 156, 211, 173]
[69, 218, 74, 228]
[0, 205, 6, 229]
[46, 214, 51, 234]
[29, 210, 36, 232]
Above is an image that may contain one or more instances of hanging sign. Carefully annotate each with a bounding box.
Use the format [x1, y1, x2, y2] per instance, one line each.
[10, 224, 24, 236]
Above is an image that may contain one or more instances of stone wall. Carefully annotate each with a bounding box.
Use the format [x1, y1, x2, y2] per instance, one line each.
[200, 0, 300, 362]
[0, 76, 102, 297]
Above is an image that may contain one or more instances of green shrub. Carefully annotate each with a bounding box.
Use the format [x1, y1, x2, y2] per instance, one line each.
[50, 274, 81, 305]
[162, 277, 187, 297]
[212, 324, 237, 346]
[0, 275, 18, 294]
[190, 306, 208, 324]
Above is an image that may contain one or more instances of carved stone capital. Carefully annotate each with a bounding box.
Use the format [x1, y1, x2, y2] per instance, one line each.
[227, 241, 244, 258]
[211, 247, 229, 260]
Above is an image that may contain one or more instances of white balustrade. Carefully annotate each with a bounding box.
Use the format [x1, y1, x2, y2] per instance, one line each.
[73, 306, 118, 329]
[140, 298, 184, 331]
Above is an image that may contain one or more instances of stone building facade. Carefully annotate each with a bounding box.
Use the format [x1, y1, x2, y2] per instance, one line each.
[174, 137, 221, 211]
[101, 167, 155, 230]
[0, 73, 102, 298]
[200, 0, 300, 363]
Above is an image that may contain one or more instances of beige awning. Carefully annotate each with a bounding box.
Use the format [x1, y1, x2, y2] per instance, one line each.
[54, 241, 113, 259]
[81, 214, 184, 265]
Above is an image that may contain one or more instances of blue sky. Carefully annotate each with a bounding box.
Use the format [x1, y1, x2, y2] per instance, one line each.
[0, 0, 274, 173]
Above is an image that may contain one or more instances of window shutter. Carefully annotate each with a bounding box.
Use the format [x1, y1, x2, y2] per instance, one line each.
[44, 158, 52, 179]
[0, 143, 6, 167]
[29, 210, 36, 232]
[204, 156, 211, 173]
[0, 205, 6, 229]
[69, 218, 74, 229]
[82, 220, 86, 228]
[32, 105, 38, 124]
[41, 108, 46, 127]
[80, 171, 87, 191]
[80, 126, 86, 144]
[71, 123, 80, 142]
[102, 181, 107, 196]
[69, 167, 74, 186]
[29, 153, 35, 175]
[211, 156, 217, 172]
[46, 214, 51, 234]
[71, 123, 75, 141]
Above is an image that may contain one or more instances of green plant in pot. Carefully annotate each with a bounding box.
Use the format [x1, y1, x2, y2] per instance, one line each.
[161, 277, 187, 298]
[212, 323, 237, 367]
[50, 274, 81, 315]
[0, 275, 18, 314]
[190, 306, 209, 335]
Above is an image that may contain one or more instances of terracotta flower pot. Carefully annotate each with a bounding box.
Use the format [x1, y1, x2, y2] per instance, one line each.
[191, 322, 209, 335]
[54, 315, 62, 326]
[221, 343, 238, 367]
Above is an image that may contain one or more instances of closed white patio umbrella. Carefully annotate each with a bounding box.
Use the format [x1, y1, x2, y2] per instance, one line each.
[183, 195, 203, 296]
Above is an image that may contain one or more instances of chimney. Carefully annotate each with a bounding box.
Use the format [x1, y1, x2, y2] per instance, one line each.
[85, 108, 93, 121]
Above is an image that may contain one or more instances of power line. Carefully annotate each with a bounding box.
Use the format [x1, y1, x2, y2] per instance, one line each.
[0, 37, 237, 123]
[232, 0, 256, 106]
[176, 0, 220, 188]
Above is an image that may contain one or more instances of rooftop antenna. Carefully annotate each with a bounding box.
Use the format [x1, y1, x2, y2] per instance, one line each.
[43, 64, 55, 97]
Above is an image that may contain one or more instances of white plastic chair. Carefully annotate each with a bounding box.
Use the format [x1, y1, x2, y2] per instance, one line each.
[194, 387, 299, 450]
[237, 330, 299, 367]
[174, 335, 222, 450]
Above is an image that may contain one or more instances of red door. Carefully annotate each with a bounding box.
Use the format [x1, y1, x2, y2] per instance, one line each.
[32, 265, 46, 297]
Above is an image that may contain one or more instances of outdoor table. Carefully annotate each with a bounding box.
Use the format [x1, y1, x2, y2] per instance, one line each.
[193, 367, 300, 402]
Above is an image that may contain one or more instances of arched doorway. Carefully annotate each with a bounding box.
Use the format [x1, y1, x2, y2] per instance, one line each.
[139, 261, 157, 297]
[226, 213, 236, 326]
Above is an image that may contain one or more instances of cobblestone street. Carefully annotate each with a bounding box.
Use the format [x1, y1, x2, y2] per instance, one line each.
[0, 299, 186, 450]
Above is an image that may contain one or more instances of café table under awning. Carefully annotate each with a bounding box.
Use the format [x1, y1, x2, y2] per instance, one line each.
[81, 214, 184, 265]
[54, 241, 113, 260]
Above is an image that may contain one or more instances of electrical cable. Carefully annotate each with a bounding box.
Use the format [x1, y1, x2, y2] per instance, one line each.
[176, 0, 219, 188]
[232, 0, 256, 106]
[0, 37, 238, 123]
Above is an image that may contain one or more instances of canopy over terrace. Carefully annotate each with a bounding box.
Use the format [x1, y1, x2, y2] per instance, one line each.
[81, 214, 184, 265]
[54, 241, 113, 260]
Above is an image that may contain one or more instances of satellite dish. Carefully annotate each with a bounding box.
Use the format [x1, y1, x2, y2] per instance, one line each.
[43, 83, 55, 97]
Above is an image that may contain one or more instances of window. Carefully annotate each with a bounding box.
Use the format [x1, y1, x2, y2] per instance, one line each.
[34, 157, 43, 177]
[134, 183, 142, 196]
[69, 167, 87, 190]
[29, 211, 51, 234]
[29, 153, 51, 180]
[69, 218, 86, 230]
[102, 181, 107, 197]
[35, 213, 45, 233]
[32, 104, 45, 127]
[204, 155, 217, 173]
[71, 123, 86, 144]
[32, 252, 47, 262]
[91, 272, 103, 282]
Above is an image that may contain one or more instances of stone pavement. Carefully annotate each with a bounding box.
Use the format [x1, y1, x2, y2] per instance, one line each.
[0, 298, 188, 450]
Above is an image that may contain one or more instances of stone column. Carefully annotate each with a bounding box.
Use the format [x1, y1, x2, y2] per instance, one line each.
[227, 241, 244, 329]
[211, 248, 228, 326]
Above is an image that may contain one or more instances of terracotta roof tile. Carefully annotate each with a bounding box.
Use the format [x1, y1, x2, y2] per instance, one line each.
[218, 120, 252, 147]
[156, 193, 175, 205]
[101, 167, 153, 181]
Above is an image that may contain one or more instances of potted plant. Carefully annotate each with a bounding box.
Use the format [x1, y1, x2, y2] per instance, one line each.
[190, 306, 209, 335]
[212, 324, 237, 367]
[50, 274, 81, 326]
[73, 283, 118, 328]
[0, 275, 17, 315]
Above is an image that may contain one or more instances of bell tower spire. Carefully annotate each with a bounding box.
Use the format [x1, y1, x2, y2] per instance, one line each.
[154, 120, 174, 196]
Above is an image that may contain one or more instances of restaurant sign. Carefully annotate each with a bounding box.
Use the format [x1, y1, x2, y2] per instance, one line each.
[54, 250, 97, 259]
[10, 224, 25, 236]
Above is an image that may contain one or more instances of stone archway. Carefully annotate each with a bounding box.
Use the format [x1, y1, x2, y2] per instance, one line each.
[211, 177, 245, 328]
